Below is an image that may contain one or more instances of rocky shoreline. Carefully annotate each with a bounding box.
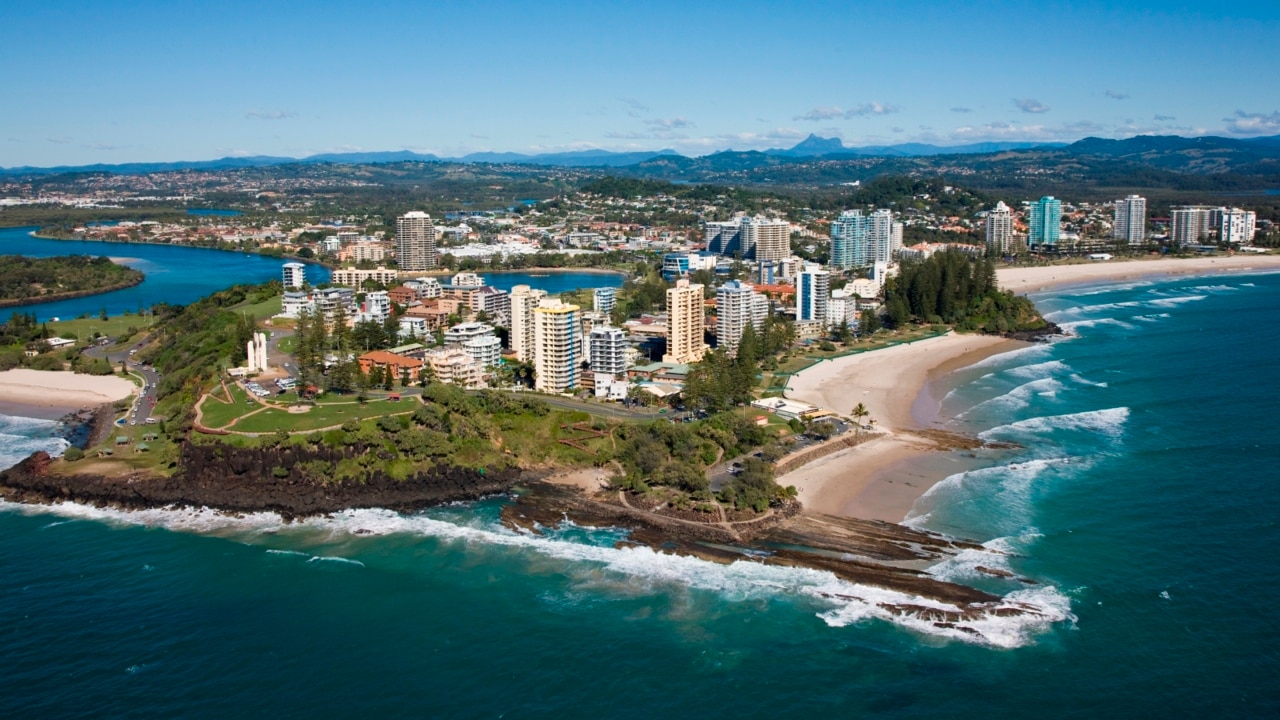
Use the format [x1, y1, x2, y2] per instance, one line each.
[502, 481, 1053, 626]
[0, 449, 522, 520]
[1, 445, 1053, 633]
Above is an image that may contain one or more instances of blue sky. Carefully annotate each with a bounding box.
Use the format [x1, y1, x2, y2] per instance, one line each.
[2, 0, 1278, 166]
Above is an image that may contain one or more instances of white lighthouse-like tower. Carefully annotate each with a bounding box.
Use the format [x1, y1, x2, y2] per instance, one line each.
[244, 332, 271, 374]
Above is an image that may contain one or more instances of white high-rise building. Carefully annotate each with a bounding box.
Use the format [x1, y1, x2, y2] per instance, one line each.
[1113, 195, 1147, 246]
[830, 209, 894, 268]
[509, 285, 547, 362]
[533, 299, 582, 393]
[796, 264, 830, 325]
[1221, 208, 1257, 244]
[359, 291, 391, 323]
[593, 287, 617, 314]
[986, 201, 1014, 253]
[282, 262, 306, 290]
[741, 216, 791, 263]
[451, 272, 485, 287]
[588, 326, 628, 376]
[1171, 207, 1214, 246]
[890, 221, 904, 258]
[716, 280, 768, 356]
[826, 289, 860, 331]
[395, 211, 438, 271]
[663, 279, 706, 364]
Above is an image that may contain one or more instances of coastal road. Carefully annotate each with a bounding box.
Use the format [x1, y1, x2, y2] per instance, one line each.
[83, 336, 162, 426]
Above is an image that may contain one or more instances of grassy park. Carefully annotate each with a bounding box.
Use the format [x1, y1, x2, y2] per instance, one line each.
[48, 311, 156, 341]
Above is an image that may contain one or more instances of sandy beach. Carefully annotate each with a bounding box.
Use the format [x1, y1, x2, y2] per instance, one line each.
[998, 254, 1280, 293]
[780, 333, 1018, 520]
[0, 369, 136, 413]
[779, 254, 1280, 523]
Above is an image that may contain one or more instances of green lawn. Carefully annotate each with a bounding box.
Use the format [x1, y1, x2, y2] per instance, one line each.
[230, 397, 415, 433]
[48, 312, 155, 341]
[198, 382, 255, 429]
[230, 293, 282, 321]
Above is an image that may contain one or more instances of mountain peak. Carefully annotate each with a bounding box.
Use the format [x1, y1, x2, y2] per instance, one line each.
[788, 134, 847, 155]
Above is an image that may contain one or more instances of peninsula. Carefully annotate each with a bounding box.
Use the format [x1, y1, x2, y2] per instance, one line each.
[0, 254, 144, 308]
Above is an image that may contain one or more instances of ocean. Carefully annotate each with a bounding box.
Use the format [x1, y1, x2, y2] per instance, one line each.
[3, 272, 1279, 718]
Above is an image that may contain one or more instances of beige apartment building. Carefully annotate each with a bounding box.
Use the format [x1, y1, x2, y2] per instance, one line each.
[663, 278, 706, 364]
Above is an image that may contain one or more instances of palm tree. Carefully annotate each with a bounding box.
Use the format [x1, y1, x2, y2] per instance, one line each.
[851, 402, 869, 429]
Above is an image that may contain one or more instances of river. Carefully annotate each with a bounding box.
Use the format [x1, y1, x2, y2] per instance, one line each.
[0, 226, 622, 321]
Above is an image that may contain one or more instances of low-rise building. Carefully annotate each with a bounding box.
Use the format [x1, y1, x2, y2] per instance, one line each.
[444, 321, 497, 346]
[331, 266, 399, 288]
[424, 346, 485, 388]
[357, 350, 424, 377]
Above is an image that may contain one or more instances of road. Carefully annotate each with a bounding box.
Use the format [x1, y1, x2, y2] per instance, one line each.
[84, 335, 162, 427]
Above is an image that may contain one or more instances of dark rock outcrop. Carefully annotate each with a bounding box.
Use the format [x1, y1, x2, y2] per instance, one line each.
[0, 447, 520, 519]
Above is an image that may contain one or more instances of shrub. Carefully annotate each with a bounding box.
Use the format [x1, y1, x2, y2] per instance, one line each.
[63, 447, 84, 462]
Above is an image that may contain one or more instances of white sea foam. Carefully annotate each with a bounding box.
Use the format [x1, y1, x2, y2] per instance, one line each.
[925, 530, 1045, 585]
[0, 413, 71, 471]
[1059, 281, 1155, 297]
[307, 555, 366, 568]
[1069, 373, 1107, 388]
[1147, 294, 1207, 309]
[1042, 300, 1144, 322]
[959, 377, 1063, 417]
[905, 458, 1083, 531]
[1058, 317, 1137, 333]
[979, 407, 1130, 442]
[963, 342, 1053, 371]
[1006, 360, 1070, 380]
[0, 499, 1073, 648]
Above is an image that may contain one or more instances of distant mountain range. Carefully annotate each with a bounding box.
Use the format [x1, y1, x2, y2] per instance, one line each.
[0, 135, 1072, 176]
[3, 135, 1280, 191]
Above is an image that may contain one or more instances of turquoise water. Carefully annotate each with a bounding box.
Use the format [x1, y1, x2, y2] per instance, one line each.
[3, 272, 1279, 717]
[0, 226, 621, 321]
[0, 226, 332, 321]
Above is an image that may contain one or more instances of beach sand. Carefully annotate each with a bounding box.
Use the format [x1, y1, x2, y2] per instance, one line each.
[0, 369, 136, 412]
[780, 333, 1019, 520]
[778, 255, 1280, 523]
[998, 254, 1280, 293]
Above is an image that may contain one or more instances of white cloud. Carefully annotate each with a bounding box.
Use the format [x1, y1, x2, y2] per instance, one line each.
[644, 117, 695, 129]
[1104, 90, 1130, 100]
[618, 97, 649, 117]
[950, 107, 972, 114]
[245, 110, 295, 120]
[794, 106, 846, 122]
[1013, 98, 1050, 114]
[951, 120, 1102, 142]
[46, 136, 72, 144]
[846, 102, 900, 117]
[1154, 114, 1176, 121]
[794, 102, 900, 121]
[1222, 110, 1280, 136]
[603, 131, 651, 140]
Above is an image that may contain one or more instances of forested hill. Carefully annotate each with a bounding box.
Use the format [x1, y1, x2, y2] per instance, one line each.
[0, 255, 144, 307]
[882, 251, 1049, 335]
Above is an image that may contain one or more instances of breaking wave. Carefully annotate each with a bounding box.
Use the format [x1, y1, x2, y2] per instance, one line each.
[0, 413, 70, 471]
[0, 499, 1073, 649]
[979, 407, 1130, 442]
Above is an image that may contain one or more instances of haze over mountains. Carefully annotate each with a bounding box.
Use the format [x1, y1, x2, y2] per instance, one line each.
[0, 135, 1070, 175]
[2, 134, 1279, 186]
